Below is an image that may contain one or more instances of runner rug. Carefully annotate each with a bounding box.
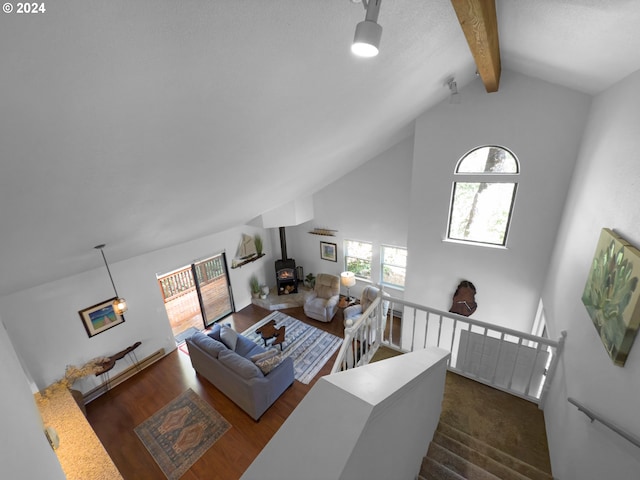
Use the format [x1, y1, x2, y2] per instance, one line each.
[242, 310, 343, 384]
[134, 388, 230, 480]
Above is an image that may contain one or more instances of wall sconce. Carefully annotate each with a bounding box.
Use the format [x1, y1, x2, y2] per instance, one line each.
[341, 271, 356, 302]
[351, 0, 383, 58]
[95, 244, 128, 315]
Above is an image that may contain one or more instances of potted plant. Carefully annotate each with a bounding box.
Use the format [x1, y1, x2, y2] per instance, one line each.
[260, 285, 269, 299]
[254, 234, 263, 256]
[305, 273, 316, 289]
[250, 275, 260, 298]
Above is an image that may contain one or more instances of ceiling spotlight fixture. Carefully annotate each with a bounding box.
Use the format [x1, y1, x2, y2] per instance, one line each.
[447, 77, 460, 104]
[351, 0, 382, 58]
[95, 244, 128, 315]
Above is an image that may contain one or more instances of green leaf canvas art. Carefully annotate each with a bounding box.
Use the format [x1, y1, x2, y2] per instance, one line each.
[582, 228, 640, 366]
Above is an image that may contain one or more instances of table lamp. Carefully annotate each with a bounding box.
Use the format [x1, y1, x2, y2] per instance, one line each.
[340, 271, 356, 302]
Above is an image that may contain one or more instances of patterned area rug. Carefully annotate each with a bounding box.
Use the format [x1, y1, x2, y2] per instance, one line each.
[134, 389, 230, 480]
[242, 311, 343, 384]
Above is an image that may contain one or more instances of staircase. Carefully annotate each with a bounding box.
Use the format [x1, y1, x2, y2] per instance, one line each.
[419, 421, 553, 480]
[416, 370, 554, 480]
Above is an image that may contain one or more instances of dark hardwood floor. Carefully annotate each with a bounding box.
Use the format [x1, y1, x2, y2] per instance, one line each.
[85, 304, 347, 480]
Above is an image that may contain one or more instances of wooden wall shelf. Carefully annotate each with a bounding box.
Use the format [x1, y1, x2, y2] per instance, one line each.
[231, 253, 265, 269]
[308, 228, 337, 236]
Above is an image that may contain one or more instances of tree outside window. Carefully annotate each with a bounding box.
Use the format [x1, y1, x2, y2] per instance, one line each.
[344, 240, 372, 280]
[381, 245, 407, 289]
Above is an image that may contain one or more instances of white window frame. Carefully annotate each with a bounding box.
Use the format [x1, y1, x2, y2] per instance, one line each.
[380, 244, 407, 290]
[446, 145, 519, 248]
[344, 239, 373, 281]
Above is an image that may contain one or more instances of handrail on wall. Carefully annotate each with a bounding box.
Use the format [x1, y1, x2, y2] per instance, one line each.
[568, 397, 640, 449]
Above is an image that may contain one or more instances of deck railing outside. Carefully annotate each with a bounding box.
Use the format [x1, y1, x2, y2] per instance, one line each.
[331, 288, 566, 406]
[158, 256, 226, 303]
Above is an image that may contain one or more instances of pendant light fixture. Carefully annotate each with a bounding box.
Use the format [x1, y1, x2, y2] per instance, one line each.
[351, 0, 383, 58]
[95, 244, 128, 315]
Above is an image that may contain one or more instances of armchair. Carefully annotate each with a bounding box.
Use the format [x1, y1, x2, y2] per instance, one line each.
[303, 273, 340, 322]
[343, 285, 391, 368]
[344, 285, 390, 328]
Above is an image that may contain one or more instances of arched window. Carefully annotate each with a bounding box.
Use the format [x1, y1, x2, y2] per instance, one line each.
[446, 145, 519, 247]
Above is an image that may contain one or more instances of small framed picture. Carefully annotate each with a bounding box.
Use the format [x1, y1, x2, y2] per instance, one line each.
[320, 241, 337, 262]
[79, 298, 125, 338]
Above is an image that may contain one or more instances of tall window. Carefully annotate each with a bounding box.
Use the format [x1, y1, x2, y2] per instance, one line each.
[381, 245, 407, 289]
[344, 239, 372, 280]
[447, 145, 519, 247]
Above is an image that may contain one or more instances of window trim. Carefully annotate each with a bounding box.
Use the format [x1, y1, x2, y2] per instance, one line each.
[446, 145, 520, 248]
[380, 244, 407, 290]
[344, 239, 373, 281]
[454, 145, 520, 175]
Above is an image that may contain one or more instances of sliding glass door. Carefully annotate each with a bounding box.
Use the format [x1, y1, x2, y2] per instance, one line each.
[193, 253, 233, 327]
[158, 252, 234, 340]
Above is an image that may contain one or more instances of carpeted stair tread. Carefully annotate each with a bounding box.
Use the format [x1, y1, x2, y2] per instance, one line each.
[432, 431, 533, 480]
[426, 442, 502, 480]
[437, 422, 553, 480]
[440, 372, 552, 473]
[420, 455, 468, 480]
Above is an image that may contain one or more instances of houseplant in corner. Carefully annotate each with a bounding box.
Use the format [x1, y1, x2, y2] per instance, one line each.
[305, 273, 316, 289]
[250, 275, 261, 298]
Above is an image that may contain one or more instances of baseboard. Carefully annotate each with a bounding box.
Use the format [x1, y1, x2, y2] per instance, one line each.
[83, 348, 166, 404]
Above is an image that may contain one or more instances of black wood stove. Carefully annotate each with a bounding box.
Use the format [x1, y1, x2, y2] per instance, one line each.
[275, 227, 298, 295]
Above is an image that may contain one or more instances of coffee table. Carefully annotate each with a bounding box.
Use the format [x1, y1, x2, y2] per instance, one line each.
[255, 320, 286, 350]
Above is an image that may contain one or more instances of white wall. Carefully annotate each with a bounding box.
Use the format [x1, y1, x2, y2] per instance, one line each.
[542, 69, 640, 478]
[0, 224, 275, 394]
[0, 316, 66, 480]
[405, 70, 590, 331]
[242, 347, 449, 480]
[286, 135, 414, 300]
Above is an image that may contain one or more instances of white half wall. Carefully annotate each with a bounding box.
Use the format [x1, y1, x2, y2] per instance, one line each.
[405, 70, 591, 332]
[241, 347, 450, 480]
[0, 224, 275, 394]
[0, 316, 66, 480]
[542, 69, 640, 478]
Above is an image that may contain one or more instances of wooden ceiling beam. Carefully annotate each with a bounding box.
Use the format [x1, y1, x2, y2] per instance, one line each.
[450, 0, 501, 92]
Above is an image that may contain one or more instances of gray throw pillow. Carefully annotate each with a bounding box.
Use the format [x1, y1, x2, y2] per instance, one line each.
[220, 325, 238, 350]
[218, 350, 263, 379]
[191, 332, 227, 358]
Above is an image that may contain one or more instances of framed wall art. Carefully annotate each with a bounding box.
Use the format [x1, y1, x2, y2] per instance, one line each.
[320, 241, 337, 262]
[582, 228, 640, 366]
[79, 297, 125, 338]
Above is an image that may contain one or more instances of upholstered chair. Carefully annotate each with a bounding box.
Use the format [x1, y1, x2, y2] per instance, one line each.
[343, 285, 390, 368]
[344, 285, 390, 328]
[303, 273, 340, 322]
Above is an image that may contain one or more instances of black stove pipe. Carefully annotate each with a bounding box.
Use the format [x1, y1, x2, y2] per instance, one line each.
[279, 226, 288, 260]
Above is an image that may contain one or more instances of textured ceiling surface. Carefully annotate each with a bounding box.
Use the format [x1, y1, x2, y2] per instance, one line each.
[0, 0, 639, 296]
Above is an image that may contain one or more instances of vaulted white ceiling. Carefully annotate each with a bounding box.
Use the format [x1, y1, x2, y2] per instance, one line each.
[1, 0, 639, 296]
